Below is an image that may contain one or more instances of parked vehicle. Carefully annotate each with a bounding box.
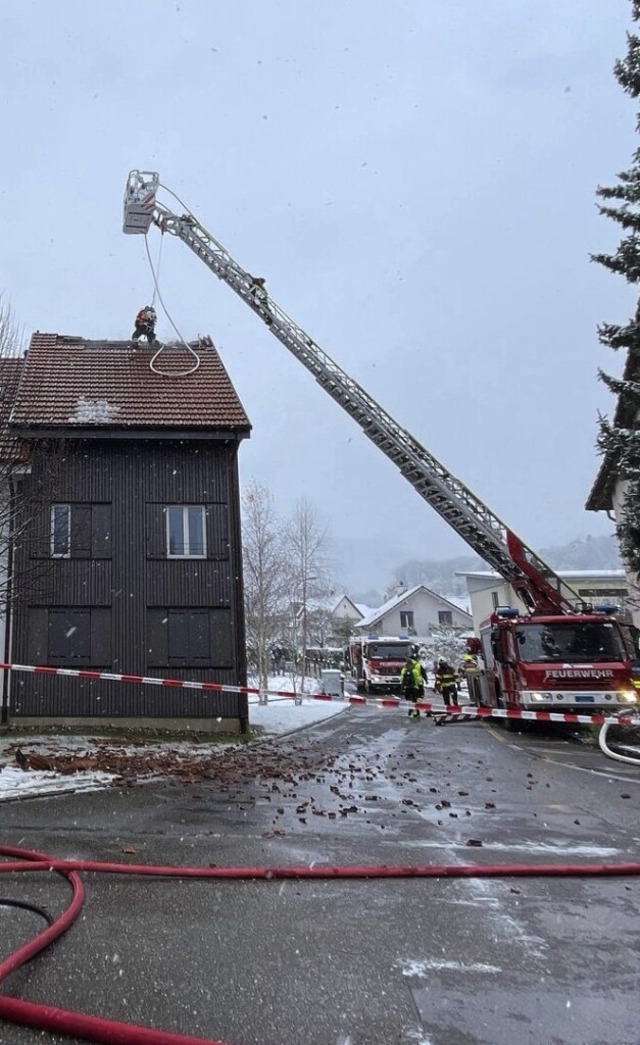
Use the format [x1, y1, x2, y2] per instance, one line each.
[345, 636, 415, 694]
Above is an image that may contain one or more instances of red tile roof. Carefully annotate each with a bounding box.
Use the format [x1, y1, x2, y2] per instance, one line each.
[9, 334, 251, 433]
[0, 356, 30, 461]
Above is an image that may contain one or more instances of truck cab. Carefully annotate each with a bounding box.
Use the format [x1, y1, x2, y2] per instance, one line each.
[346, 636, 415, 694]
[466, 606, 638, 716]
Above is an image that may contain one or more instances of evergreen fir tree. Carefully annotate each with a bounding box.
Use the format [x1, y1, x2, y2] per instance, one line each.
[593, 0, 640, 576]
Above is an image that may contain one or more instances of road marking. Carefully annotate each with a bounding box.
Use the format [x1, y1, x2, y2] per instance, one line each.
[397, 959, 501, 976]
[388, 838, 620, 857]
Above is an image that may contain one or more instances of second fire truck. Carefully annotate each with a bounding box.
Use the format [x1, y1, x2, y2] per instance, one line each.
[345, 636, 415, 694]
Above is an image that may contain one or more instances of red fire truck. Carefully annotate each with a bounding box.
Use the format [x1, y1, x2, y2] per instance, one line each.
[345, 636, 415, 693]
[466, 605, 638, 724]
[123, 171, 640, 723]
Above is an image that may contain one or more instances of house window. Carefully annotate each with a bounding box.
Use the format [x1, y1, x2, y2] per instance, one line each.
[51, 505, 71, 557]
[577, 588, 628, 599]
[492, 592, 500, 609]
[400, 610, 414, 630]
[438, 610, 453, 626]
[166, 506, 206, 558]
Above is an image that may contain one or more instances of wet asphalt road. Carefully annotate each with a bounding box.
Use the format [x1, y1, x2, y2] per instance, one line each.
[2, 707, 640, 1045]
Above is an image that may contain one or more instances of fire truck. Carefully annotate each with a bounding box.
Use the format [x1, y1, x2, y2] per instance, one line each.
[345, 636, 415, 693]
[467, 606, 638, 725]
[122, 171, 640, 720]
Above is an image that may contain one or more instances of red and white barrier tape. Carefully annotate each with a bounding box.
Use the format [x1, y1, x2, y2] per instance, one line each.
[0, 660, 440, 709]
[0, 660, 326, 703]
[1, 660, 636, 727]
[432, 705, 640, 726]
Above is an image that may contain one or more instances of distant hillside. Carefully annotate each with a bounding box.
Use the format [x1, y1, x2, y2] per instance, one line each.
[390, 536, 622, 599]
[540, 535, 622, 571]
[333, 534, 622, 603]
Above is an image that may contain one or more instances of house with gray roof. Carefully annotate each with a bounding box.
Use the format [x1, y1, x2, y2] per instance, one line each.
[355, 584, 472, 638]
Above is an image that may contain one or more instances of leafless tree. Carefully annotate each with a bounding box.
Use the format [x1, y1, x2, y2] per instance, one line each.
[241, 480, 291, 691]
[284, 497, 332, 691]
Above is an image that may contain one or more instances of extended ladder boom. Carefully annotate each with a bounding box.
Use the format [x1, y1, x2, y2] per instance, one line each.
[123, 171, 578, 615]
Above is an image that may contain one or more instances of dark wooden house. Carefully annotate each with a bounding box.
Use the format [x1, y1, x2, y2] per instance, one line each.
[2, 333, 251, 732]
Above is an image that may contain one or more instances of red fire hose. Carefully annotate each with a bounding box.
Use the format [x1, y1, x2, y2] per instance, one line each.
[3, 844, 640, 1045]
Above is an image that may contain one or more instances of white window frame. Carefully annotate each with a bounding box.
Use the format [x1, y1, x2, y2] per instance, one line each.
[50, 504, 71, 558]
[166, 506, 207, 559]
[400, 610, 414, 630]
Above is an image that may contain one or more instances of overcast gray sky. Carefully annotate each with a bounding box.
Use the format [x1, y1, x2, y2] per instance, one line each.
[0, 1, 634, 587]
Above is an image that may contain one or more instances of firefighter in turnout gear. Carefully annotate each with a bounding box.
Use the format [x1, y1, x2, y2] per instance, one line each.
[401, 652, 428, 719]
[435, 658, 459, 707]
[132, 305, 159, 346]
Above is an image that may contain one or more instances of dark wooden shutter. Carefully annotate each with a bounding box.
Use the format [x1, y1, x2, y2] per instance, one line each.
[48, 610, 91, 664]
[91, 504, 112, 559]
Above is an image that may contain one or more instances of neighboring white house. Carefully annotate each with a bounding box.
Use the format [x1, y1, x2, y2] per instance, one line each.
[354, 584, 472, 637]
[291, 593, 364, 648]
[458, 569, 630, 634]
[330, 594, 364, 627]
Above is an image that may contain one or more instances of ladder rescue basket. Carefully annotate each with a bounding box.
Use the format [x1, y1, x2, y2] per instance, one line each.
[123, 170, 159, 234]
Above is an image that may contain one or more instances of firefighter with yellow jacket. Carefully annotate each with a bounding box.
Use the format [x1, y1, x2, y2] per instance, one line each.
[435, 658, 459, 707]
[401, 652, 428, 719]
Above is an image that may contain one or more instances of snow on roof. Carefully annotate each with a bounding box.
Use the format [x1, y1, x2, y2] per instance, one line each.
[69, 397, 121, 423]
[357, 585, 471, 629]
[328, 593, 361, 615]
[443, 594, 472, 614]
[357, 586, 422, 628]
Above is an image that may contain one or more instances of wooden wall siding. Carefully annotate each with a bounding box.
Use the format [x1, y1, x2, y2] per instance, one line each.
[145, 561, 232, 607]
[30, 560, 114, 606]
[10, 673, 248, 719]
[141, 447, 232, 502]
[10, 438, 247, 720]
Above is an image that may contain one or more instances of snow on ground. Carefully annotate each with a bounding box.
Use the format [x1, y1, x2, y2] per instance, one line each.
[0, 675, 347, 803]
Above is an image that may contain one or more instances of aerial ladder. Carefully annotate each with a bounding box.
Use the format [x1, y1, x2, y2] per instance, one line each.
[123, 170, 579, 617]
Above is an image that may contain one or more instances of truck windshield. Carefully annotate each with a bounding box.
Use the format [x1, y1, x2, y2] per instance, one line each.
[514, 621, 625, 663]
[366, 644, 411, 660]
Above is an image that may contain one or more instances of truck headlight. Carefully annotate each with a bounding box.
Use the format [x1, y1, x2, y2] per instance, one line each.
[529, 692, 552, 702]
[618, 689, 638, 703]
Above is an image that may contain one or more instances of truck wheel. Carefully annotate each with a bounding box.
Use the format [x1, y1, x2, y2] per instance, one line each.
[499, 699, 519, 732]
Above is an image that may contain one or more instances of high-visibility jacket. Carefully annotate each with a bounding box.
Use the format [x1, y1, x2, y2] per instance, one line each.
[401, 659, 424, 689]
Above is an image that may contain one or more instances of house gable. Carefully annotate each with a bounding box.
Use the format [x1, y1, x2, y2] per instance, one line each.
[356, 585, 472, 637]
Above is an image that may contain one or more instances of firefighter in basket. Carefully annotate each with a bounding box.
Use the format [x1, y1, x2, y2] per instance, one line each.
[131, 305, 160, 346]
[401, 651, 428, 719]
